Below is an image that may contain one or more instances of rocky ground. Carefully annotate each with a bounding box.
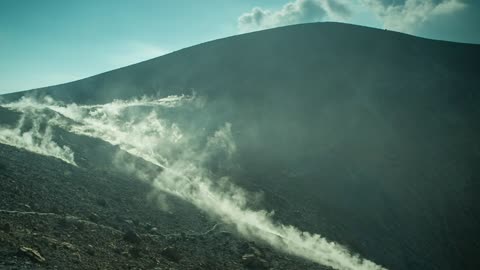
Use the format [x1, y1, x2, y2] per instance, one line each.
[0, 143, 327, 270]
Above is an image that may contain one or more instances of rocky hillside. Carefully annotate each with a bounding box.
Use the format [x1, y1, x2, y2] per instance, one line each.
[0, 142, 327, 270]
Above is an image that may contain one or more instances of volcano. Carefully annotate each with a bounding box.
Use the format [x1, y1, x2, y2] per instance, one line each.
[1, 22, 479, 270]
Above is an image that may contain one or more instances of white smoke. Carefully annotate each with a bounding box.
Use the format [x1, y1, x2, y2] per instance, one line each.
[0, 95, 387, 270]
[0, 104, 76, 166]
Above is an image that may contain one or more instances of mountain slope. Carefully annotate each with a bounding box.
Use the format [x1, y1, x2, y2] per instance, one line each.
[3, 22, 478, 104]
[1, 22, 480, 270]
[0, 142, 328, 270]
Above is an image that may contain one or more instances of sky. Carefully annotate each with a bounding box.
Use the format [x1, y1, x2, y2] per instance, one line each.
[0, 0, 478, 94]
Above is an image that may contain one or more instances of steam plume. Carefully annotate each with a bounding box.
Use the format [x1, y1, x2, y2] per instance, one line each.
[0, 95, 386, 270]
[0, 104, 76, 165]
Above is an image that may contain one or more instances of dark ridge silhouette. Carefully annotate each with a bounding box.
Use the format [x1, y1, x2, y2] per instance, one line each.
[3, 22, 479, 104]
[1, 22, 480, 270]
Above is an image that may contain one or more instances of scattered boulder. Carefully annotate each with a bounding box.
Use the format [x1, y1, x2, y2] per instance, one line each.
[240, 242, 263, 257]
[161, 246, 181, 262]
[74, 220, 85, 231]
[113, 246, 123, 254]
[250, 246, 263, 257]
[96, 198, 108, 207]
[88, 213, 100, 223]
[240, 242, 270, 269]
[50, 205, 61, 214]
[123, 230, 141, 244]
[86, 245, 95, 256]
[122, 218, 139, 226]
[242, 253, 269, 269]
[72, 251, 82, 264]
[150, 227, 159, 234]
[144, 222, 153, 230]
[132, 219, 140, 226]
[18, 246, 46, 263]
[124, 219, 135, 225]
[59, 241, 76, 251]
[129, 247, 142, 258]
[57, 216, 71, 228]
[0, 223, 11, 233]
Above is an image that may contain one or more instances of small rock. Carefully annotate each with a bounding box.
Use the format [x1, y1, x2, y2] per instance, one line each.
[129, 247, 142, 258]
[161, 246, 181, 262]
[240, 242, 263, 256]
[251, 246, 263, 257]
[242, 254, 269, 269]
[113, 247, 123, 254]
[86, 245, 95, 256]
[57, 217, 70, 228]
[144, 223, 153, 230]
[124, 219, 134, 225]
[50, 206, 61, 214]
[97, 198, 108, 207]
[123, 230, 141, 243]
[72, 252, 82, 263]
[75, 221, 85, 231]
[88, 213, 100, 223]
[0, 223, 11, 233]
[60, 242, 75, 250]
[18, 246, 46, 263]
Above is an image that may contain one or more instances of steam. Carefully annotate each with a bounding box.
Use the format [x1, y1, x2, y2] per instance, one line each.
[0, 95, 387, 270]
[0, 105, 76, 165]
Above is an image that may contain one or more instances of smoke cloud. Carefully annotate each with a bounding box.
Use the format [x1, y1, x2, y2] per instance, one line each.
[362, 0, 466, 33]
[0, 102, 76, 165]
[0, 95, 387, 270]
[238, 0, 351, 32]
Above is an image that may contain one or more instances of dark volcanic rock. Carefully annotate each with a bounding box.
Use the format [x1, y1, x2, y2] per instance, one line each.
[123, 230, 142, 244]
[242, 253, 269, 269]
[96, 198, 108, 207]
[0, 223, 11, 233]
[87, 213, 100, 223]
[18, 246, 46, 263]
[129, 247, 142, 258]
[86, 245, 96, 256]
[160, 246, 181, 262]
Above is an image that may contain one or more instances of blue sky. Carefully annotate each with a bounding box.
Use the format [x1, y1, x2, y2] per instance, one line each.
[0, 0, 478, 94]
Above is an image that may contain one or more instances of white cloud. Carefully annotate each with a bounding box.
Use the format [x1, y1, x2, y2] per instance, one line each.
[237, 0, 468, 35]
[362, 0, 467, 33]
[238, 0, 351, 32]
[432, 0, 467, 15]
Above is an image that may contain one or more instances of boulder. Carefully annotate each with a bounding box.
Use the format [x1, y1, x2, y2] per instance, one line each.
[123, 230, 142, 244]
[18, 246, 46, 263]
[161, 246, 181, 262]
[242, 253, 269, 269]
